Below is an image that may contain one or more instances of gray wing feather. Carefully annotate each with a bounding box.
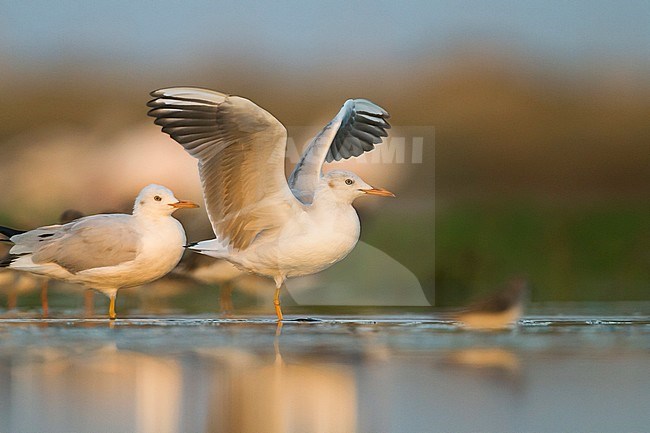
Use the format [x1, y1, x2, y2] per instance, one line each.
[327, 99, 390, 162]
[11, 215, 141, 273]
[289, 98, 390, 203]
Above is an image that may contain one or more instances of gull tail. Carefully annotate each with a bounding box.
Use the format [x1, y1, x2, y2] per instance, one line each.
[186, 238, 230, 259]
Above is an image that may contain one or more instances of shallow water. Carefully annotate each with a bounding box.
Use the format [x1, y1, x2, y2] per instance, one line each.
[1, 309, 649, 433]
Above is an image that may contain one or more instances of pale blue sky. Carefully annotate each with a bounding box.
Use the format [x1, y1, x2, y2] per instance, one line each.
[2, 0, 649, 70]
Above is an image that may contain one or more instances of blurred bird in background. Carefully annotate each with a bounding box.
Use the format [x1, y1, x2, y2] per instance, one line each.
[454, 278, 529, 330]
[172, 253, 275, 314]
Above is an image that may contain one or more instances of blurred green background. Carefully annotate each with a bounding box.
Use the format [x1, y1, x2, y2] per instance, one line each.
[1, 1, 648, 310]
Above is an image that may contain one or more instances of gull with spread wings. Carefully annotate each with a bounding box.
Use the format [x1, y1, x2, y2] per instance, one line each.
[148, 88, 394, 320]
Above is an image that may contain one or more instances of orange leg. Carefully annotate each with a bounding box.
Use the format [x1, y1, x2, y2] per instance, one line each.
[109, 293, 117, 320]
[273, 281, 284, 322]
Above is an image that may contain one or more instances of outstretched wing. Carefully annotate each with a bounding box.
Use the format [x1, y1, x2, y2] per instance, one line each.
[288, 98, 390, 204]
[147, 87, 301, 250]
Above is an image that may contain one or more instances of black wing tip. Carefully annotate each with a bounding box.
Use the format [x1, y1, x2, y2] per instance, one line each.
[0, 254, 19, 268]
[149, 86, 189, 97]
[0, 226, 25, 238]
[146, 106, 173, 119]
[352, 98, 391, 119]
[147, 86, 187, 109]
[148, 87, 230, 104]
[149, 86, 209, 95]
[357, 110, 391, 120]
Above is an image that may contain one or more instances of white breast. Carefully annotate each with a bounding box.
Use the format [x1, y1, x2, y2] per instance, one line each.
[237, 202, 361, 278]
[77, 216, 186, 292]
[133, 217, 186, 280]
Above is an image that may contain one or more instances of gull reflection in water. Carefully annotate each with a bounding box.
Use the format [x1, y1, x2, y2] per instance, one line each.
[442, 348, 521, 374]
[200, 327, 357, 433]
[0, 327, 358, 433]
[2, 344, 183, 433]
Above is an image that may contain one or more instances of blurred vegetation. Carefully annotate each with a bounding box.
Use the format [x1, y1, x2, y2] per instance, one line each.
[440, 202, 648, 305]
[1, 48, 649, 307]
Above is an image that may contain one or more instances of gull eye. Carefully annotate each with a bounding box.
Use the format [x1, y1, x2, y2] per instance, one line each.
[345, 178, 354, 185]
[154, 195, 162, 202]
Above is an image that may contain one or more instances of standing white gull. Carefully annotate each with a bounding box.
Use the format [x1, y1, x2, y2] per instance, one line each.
[0, 184, 198, 319]
[148, 87, 394, 320]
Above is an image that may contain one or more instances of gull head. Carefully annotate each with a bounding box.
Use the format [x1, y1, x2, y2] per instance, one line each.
[133, 184, 199, 217]
[323, 170, 395, 204]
